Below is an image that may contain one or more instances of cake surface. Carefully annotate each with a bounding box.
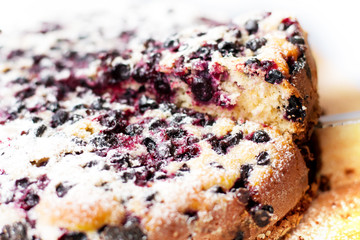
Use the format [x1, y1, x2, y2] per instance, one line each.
[0, 12, 318, 240]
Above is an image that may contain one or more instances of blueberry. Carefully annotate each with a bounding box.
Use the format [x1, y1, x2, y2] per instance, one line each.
[15, 178, 30, 189]
[245, 38, 267, 52]
[20, 192, 40, 210]
[218, 132, 243, 154]
[31, 116, 42, 123]
[149, 119, 167, 130]
[138, 96, 158, 113]
[245, 19, 259, 35]
[285, 95, 305, 122]
[183, 210, 198, 222]
[265, 69, 283, 84]
[15, 87, 35, 100]
[234, 188, 250, 204]
[245, 58, 261, 67]
[0, 222, 27, 240]
[218, 41, 242, 56]
[178, 163, 190, 172]
[99, 217, 146, 240]
[51, 110, 69, 128]
[58, 232, 88, 240]
[233, 231, 244, 240]
[251, 205, 273, 227]
[125, 124, 143, 136]
[154, 74, 171, 95]
[46, 101, 60, 112]
[90, 133, 119, 149]
[35, 124, 47, 137]
[110, 63, 131, 83]
[90, 97, 106, 110]
[251, 130, 270, 143]
[289, 35, 305, 45]
[191, 76, 214, 102]
[165, 127, 185, 138]
[142, 137, 156, 153]
[231, 164, 253, 189]
[163, 38, 180, 49]
[56, 183, 73, 198]
[256, 151, 270, 165]
[132, 64, 150, 83]
[190, 45, 213, 60]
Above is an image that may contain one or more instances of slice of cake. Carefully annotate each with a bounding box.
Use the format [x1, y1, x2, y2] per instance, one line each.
[0, 12, 319, 240]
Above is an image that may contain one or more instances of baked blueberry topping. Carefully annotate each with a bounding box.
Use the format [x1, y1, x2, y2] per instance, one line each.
[285, 95, 305, 122]
[289, 35, 305, 45]
[138, 96, 159, 113]
[15, 87, 35, 100]
[265, 69, 283, 84]
[51, 110, 69, 128]
[251, 130, 270, 143]
[178, 163, 190, 172]
[90, 133, 119, 149]
[19, 192, 40, 210]
[184, 210, 198, 222]
[35, 124, 47, 137]
[154, 73, 171, 95]
[190, 45, 214, 61]
[149, 119, 167, 131]
[218, 41, 242, 57]
[245, 58, 261, 67]
[245, 38, 267, 52]
[191, 76, 214, 102]
[231, 164, 253, 189]
[250, 205, 274, 227]
[110, 63, 131, 83]
[132, 64, 150, 83]
[56, 183, 73, 198]
[256, 151, 270, 165]
[90, 97, 106, 110]
[165, 127, 185, 139]
[125, 124, 143, 136]
[143, 137, 156, 153]
[210, 185, 226, 194]
[0, 222, 28, 240]
[99, 218, 146, 240]
[58, 232, 88, 240]
[245, 19, 259, 35]
[15, 178, 30, 189]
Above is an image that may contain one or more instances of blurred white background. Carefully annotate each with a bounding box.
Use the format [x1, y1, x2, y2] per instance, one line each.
[1, 0, 359, 112]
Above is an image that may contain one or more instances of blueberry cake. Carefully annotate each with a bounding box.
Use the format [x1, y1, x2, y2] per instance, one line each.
[0, 12, 318, 240]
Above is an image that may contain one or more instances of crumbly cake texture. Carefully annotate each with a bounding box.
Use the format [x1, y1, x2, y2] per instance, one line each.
[0, 12, 318, 240]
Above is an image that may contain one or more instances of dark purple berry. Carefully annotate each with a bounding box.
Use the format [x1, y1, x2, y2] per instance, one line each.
[31, 116, 42, 123]
[251, 130, 270, 143]
[190, 46, 213, 61]
[245, 38, 267, 52]
[99, 218, 146, 240]
[231, 164, 253, 189]
[191, 76, 214, 102]
[289, 35, 305, 45]
[245, 58, 261, 67]
[51, 110, 69, 128]
[143, 137, 156, 153]
[256, 151, 270, 165]
[234, 188, 250, 204]
[20, 192, 40, 210]
[132, 64, 150, 83]
[149, 119, 167, 130]
[46, 101, 60, 112]
[0, 222, 27, 240]
[15, 87, 35, 100]
[125, 124, 143, 136]
[90, 133, 119, 149]
[163, 38, 180, 50]
[90, 98, 106, 110]
[218, 41, 242, 56]
[245, 19, 259, 35]
[251, 205, 273, 227]
[35, 124, 47, 137]
[154, 74, 171, 95]
[166, 127, 185, 138]
[58, 232, 87, 240]
[179, 163, 190, 172]
[138, 96, 158, 113]
[56, 183, 73, 198]
[218, 132, 243, 154]
[183, 210, 198, 222]
[110, 63, 131, 83]
[15, 178, 30, 189]
[285, 95, 305, 122]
